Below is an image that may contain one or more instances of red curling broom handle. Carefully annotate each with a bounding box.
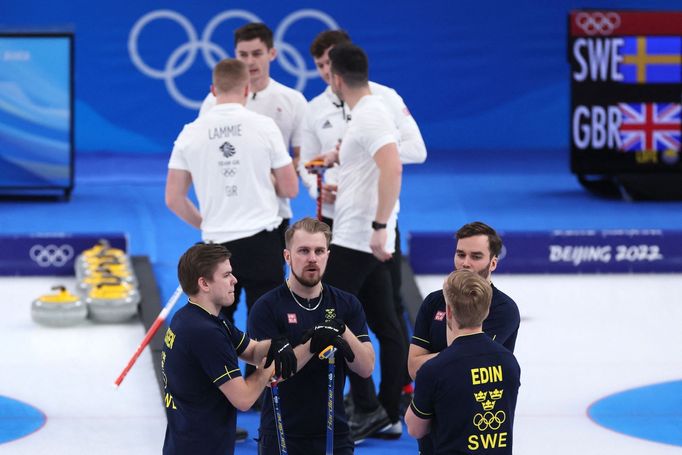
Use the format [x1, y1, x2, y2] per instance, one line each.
[304, 159, 328, 222]
[114, 285, 183, 388]
[316, 173, 323, 221]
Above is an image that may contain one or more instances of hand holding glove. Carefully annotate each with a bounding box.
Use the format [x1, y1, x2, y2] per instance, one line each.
[326, 335, 355, 363]
[265, 336, 297, 380]
[300, 318, 346, 355]
[300, 319, 355, 362]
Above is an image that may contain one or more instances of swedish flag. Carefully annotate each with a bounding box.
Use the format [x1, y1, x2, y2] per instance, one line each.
[619, 36, 682, 84]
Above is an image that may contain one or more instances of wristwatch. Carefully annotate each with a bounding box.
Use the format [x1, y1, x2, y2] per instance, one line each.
[371, 221, 387, 230]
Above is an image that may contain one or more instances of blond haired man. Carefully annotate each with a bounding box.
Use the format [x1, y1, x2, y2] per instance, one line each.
[406, 269, 521, 454]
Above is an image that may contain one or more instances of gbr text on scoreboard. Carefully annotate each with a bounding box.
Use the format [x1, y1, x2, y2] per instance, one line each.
[572, 38, 623, 149]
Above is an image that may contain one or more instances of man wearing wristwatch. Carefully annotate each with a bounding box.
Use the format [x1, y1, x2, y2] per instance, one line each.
[314, 43, 406, 442]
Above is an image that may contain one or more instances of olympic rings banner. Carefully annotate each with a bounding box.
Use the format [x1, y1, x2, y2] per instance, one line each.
[0, 234, 127, 276]
[3, 1, 682, 155]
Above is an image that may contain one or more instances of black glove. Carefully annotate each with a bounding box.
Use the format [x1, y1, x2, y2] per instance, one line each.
[300, 319, 346, 355]
[265, 336, 297, 380]
[329, 335, 355, 363]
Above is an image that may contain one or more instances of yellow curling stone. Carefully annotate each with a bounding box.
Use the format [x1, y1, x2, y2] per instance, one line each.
[31, 286, 87, 327]
[76, 262, 137, 288]
[85, 281, 141, 323]
[75, 253, 132, 278]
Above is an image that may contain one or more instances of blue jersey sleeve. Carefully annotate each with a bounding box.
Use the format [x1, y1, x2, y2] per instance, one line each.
[411, 291, 442, 351]
[483, 288, 520, 352]
[195, 322, 244, 387]
[411, 360, 436, 420]
[220, 318, 250, 355]
[247, 296, 282, 341]
[345, 294, 370, 343]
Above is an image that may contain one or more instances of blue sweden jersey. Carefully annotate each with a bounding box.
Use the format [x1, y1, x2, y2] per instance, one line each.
[162, 302, 250, 455]
[412, 284, 520, 354]
[412, 333, 521, 454]
[248, 283, 369, 439]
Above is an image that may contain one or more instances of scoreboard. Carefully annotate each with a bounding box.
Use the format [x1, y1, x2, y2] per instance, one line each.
[569, 11, 682, 192]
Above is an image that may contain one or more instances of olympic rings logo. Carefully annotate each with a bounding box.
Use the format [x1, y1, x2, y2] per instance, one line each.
[129, 9, 339, 109]
[473, 411, 506, 431]
[29, 244, 75, 268]
[574, 12, 621, 36]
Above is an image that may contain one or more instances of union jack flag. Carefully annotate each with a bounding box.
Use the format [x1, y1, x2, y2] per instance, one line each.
[618, 102, 681, 152]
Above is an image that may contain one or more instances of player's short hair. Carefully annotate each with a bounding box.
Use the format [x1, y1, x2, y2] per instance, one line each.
[234, 22, 274, 49]
[329, 43, 368, 88]
[285, 217, 332, 249]
[456, 221, 503, 258]
[212, 59, 249, 95]
[310, 29, 351, 58]
[443, 269, 492, 329]
[178, 244, 232, 296]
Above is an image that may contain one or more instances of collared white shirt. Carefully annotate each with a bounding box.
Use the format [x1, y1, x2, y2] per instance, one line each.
[331, 95, 399, 254]
[200, 78, 307, 219]
[170, 103, 291, 243]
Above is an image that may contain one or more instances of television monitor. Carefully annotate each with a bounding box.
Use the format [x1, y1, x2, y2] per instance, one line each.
[0, 32, 74, 199]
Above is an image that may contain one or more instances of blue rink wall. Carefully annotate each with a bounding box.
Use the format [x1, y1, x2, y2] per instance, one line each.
[2, 0, 682, 157]
[7, 229, 682, 278]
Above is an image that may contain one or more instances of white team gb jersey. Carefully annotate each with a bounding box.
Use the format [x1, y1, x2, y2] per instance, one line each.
[199, 79, 307, 219]
[169, 103, 292, 243]
[301, 82, 426, 218]
[331, 95, 400, 254]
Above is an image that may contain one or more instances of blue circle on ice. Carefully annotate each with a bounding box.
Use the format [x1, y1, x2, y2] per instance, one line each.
[588, 380, 682, 447]
[0, 395, 46, 444]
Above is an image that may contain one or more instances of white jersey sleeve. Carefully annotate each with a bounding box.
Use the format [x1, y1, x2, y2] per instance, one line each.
[300, 109, 323, 162]
[168, 124, 193, 170]
[299, 108, 321, 198]
[289, 91, 308, 149]
[289, 92, 317, 197]
[360, 110, 398, 157]
[371, 82, 427, 164]
[395, 109, 427, 164]
[261, 117, 293, 170]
